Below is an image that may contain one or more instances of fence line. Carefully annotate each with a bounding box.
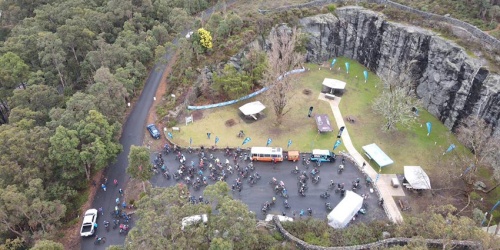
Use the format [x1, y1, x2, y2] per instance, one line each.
[272, 215, 483, 250]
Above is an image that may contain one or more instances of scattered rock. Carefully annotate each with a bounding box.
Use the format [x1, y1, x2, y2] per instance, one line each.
[474, 181, 487, 190]
[382, 231, 391, 239]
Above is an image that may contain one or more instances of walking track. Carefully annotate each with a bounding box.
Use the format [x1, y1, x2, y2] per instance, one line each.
[318, 93, 404, 223]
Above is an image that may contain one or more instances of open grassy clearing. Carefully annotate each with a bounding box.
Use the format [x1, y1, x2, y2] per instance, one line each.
[172, 57, 469, 175]
[322, 57, 469, 174]
[169, 69, 346, 153]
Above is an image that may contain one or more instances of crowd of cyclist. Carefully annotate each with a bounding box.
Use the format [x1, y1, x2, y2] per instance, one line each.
[94, 177, 133, 245]
[156, 144, 379, 221]
[158, 144, 261, 193]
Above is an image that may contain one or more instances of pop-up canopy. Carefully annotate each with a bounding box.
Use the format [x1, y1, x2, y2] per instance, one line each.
[322, 78, 346, 90]
[404, 166, 431, 189]
[362, 143, 394, 167]
[239, 101, 266, 120]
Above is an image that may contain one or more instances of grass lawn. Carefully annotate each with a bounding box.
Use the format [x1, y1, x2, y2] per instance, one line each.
[327, 58, 469, 174]
[170, 68, 347, 153]
[172, 57, 469, 175]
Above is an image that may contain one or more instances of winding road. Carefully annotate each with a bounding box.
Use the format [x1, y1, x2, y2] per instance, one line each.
[80, 2, 237, 249]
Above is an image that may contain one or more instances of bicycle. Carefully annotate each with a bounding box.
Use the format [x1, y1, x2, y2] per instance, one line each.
[94, 236, 106, 245]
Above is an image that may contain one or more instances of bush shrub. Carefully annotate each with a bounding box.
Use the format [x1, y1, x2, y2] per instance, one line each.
[327, 4, 336, 13]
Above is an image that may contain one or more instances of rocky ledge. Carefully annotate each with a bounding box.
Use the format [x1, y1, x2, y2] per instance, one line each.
[300, 7, 500, 134]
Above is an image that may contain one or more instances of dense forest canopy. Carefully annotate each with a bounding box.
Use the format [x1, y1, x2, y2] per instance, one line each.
[0, 0, 499, 248]
[0, 0, 219, 248]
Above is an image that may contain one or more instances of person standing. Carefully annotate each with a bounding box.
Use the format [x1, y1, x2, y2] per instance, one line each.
[98, 207, 103, 216]
[113, 179, 118, 187]
[101, 184, 106, 192]
[207, 132, 211, 139]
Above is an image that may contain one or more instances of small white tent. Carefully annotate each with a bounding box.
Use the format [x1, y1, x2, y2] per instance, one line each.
[239, 101, 266, 120]
[404, 166, 431, 189]
[327, 191, 364, 229]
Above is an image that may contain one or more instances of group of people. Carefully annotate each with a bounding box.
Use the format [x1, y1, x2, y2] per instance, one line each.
[161, 146, 382, 222]
[98, 177, 132, 237]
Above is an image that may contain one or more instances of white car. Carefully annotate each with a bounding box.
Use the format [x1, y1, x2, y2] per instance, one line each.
[80, 209, 98, 237]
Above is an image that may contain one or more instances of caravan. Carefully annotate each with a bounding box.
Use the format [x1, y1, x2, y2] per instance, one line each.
[310, 149, 336, 163]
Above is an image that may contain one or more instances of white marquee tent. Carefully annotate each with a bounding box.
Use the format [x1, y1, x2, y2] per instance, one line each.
[327, 191, 364, 229]
[404, 166, 431, 190]
[239, 101, 266, 120]
[322, 78, 346, 90]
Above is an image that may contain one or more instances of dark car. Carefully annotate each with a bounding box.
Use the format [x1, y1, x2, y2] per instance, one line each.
[147, 124, 161, 139]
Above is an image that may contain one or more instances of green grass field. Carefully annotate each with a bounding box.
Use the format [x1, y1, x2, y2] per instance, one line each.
[327, 58, 469, 174]
[170, 66, 347, 153]
[171, 57, 469, 175]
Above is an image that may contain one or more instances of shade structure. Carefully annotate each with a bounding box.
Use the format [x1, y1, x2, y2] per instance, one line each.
[327, 191, 364, 229]
[404, 166, 431, 189]
[239, 101, 266, 116]
[322, 78, 346, 90]
[362, 143, 394, 167]
[315, 114, 333, 132]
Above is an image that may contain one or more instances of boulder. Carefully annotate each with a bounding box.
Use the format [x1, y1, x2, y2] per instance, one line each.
[474, 181, 487, 190]
[382, 231, 391, 239]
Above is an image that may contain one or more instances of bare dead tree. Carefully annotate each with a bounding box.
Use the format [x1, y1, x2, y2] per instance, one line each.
[372, 61, 421, 131]
[264, 25, 304, 125]
[456, 116, 500, 193]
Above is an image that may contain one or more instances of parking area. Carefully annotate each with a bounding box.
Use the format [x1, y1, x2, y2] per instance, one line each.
[150, 148, 387, 225]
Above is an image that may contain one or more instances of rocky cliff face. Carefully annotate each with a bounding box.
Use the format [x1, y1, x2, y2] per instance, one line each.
[300, 7, 500, 134]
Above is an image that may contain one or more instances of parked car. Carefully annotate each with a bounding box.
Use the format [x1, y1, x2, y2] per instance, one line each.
[147, 124, 161, 139]
[80, 209, 98, 237]
[309, 149, 336, 162]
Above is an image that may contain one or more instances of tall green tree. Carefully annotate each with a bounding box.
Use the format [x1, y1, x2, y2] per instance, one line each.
[212, 65, 251, 99]
[0, 52, 30, 124]
[48, 92, 97, 129]
[9, 84, 63, 125]
[127, 145, 153, 191]
[37, 32, 67, 89]
[49, 110, 121, 181]
[0, 180, 66, 241]
[126, 183, 259, 250]
[88, 67, 129, 124]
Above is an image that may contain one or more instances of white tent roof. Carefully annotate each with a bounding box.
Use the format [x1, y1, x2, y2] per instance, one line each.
[362, 143, 394, 167]
[239, 101, 266, 116]
[404, 166, 431, 189]
[327, 191, 363, 229]
[322, 78, 346, 90]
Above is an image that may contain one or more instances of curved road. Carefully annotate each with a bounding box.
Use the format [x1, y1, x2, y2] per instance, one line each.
[80, 44, 171, 249]
[81, 2, 238, 249]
